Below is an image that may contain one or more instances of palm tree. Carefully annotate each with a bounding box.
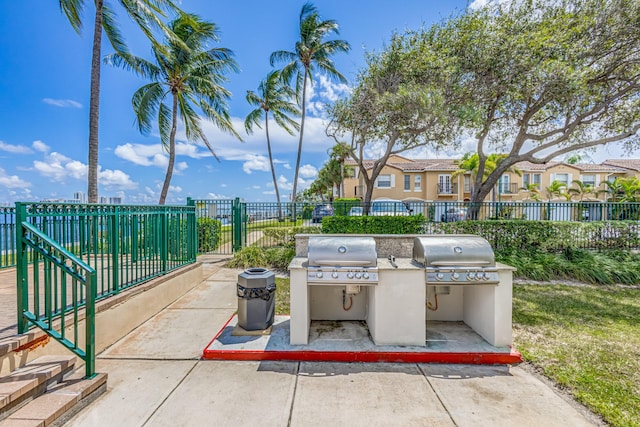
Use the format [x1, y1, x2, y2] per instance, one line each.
[545, 180, 567, 201]
[328, 142, 352, 198]
[520, 183, 542, 201]
[453, 152, 521, 206]
[59, 0, 182, 203]
[270, 2, 350, 209]
[245, 70, 300, 218]
[106, 14, 240, 204]
[567, 179, 596, 201]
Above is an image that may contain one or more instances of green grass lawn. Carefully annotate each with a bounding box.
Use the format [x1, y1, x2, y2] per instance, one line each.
[272, 278, 640, 426]
[513, 284, 640, 427]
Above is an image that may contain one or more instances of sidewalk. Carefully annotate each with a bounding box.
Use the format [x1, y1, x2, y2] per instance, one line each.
[55, 256, 600, 426]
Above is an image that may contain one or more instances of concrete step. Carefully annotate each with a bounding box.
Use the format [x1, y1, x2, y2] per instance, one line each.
[0, 370, 107, 427]
[0, 336, 33, 359]
[0, 355, 76, 420]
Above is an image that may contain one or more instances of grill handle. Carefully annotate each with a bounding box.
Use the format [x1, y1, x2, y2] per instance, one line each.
[311, 260, 376, 266]
[429, 260, 492, 266]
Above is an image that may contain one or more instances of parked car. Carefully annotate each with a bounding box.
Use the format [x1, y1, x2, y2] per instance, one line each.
[369, 200, 411, 216]
[312, 205, 334, 223]
[348, 206, 363, 216]
[441, 207, 468, 222]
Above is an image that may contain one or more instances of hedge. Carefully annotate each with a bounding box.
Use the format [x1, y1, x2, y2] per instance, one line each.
[428, 220, 640, 254]
[197, 217, 221, 253]
[322, 214, 426, 234]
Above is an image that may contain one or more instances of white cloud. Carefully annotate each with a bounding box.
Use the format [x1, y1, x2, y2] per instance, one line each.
[206, 193, 230, 199]
[298, 164, 318, 179]
[307, 74, 352, 117]
[277, 175, 293, 191]
[0, 141, 32, 154]
[42, 98, 83, 108]
[0, 168, 31, 188]
[282, 163, 291, 170]
[32, 140, 50, 153]
[99, 168, 137, 189]
[32, 150, 137, 190]
[242, 154, 271, 174]
[114, 142, 212, 168]
[469, 0, 490, 9]
[252, 185, 260, 189]
[220, 183, 227, 188]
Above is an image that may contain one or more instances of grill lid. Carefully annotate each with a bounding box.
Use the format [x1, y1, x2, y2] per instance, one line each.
[308, 236, 377, 267]
[412, 235, 495, 267]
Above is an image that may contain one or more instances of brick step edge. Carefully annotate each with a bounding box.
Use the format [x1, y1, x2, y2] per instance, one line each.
[0, 371, 107, 427]
[0, 355, 77, 419]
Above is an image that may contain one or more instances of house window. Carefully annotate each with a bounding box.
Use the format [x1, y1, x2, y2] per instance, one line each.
[524, 173, 542, 187]
[377, 174, 391, 188]
[414, 176, 421, 191]
[438, 175, 452, 193]
[581, 174, 596, 186]
[498, 175, 510, 194]
[404, 175, 411, 191]
[554, 173, 569, 185]
[464, 175, 471, 193]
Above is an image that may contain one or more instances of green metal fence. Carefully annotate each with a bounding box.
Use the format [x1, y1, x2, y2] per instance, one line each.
[1, 207, 16, 268]
[189, 199, 640, 254]
[15, 202, 196, 377]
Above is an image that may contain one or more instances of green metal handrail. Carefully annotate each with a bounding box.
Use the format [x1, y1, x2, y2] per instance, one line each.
[17, 221, 96, 378]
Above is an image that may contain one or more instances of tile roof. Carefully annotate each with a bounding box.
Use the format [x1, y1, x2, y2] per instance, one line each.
[345, 158, 638, 173]
[602, 159, 640, 172]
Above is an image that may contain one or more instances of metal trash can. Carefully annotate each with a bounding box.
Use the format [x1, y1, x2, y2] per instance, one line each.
[237, 268, 276, 331]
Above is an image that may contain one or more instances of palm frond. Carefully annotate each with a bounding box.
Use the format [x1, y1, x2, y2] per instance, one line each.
[132, 82, 165, 134]
[59, 0, 84, 33]
[244, 107, 263, 134]
[101, 3, 129, 55]
[158, 101, 172, 149]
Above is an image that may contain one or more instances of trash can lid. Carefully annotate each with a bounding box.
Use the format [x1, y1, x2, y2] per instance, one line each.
[238, 267, 276, 288]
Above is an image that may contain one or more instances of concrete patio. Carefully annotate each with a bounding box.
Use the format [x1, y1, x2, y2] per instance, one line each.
[48, 255, 601, 426]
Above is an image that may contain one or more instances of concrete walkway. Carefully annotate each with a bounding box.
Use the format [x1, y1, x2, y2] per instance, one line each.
[60, 256, 600, 427]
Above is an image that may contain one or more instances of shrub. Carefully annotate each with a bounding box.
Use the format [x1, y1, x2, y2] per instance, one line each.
[333, 198, 361, 216]
[197, 217, 221, 253]
[322, 214, 425, 234]
[226, 246, 269, 268]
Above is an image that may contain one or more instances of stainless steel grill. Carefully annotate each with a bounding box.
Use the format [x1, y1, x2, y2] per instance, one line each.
[413, 235, 499, 285]
[306, 236, 378, 284]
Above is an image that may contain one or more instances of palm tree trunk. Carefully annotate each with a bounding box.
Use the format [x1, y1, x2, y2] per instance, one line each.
[87, 0, 104, 203]
[159, 95, 178, 205]
[291, 73, 308, 219]
[264, 112, 282, 219]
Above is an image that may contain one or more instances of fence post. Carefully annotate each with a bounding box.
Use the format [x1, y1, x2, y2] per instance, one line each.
[187, 198, 197, 260]
[85, 270, 97, 378]
[161, 207, 168, 273]
[110, 206, 120, 294]
[15, 203, 28, 334]
[232, 197, 242, 253]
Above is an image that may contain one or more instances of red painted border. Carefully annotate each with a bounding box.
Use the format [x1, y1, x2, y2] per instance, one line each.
[202, 315, 523, 365]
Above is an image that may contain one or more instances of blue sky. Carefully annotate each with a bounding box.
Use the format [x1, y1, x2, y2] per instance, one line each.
[0, 0, 635, 205]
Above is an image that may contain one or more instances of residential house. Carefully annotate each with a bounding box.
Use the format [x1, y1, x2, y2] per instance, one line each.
[344, 157, 637, 203]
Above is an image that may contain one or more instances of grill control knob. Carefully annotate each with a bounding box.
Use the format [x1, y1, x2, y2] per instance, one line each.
[332, 272, 339, 279]
[363, 272, 369, 279]
[467, 272, 476, 280]
[435, 273, 444, 281]
[451, 272, 459, 281]
[347, 272, 354, 279]
[316, 271, 323, 278]
[355, 272, 362, 279]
